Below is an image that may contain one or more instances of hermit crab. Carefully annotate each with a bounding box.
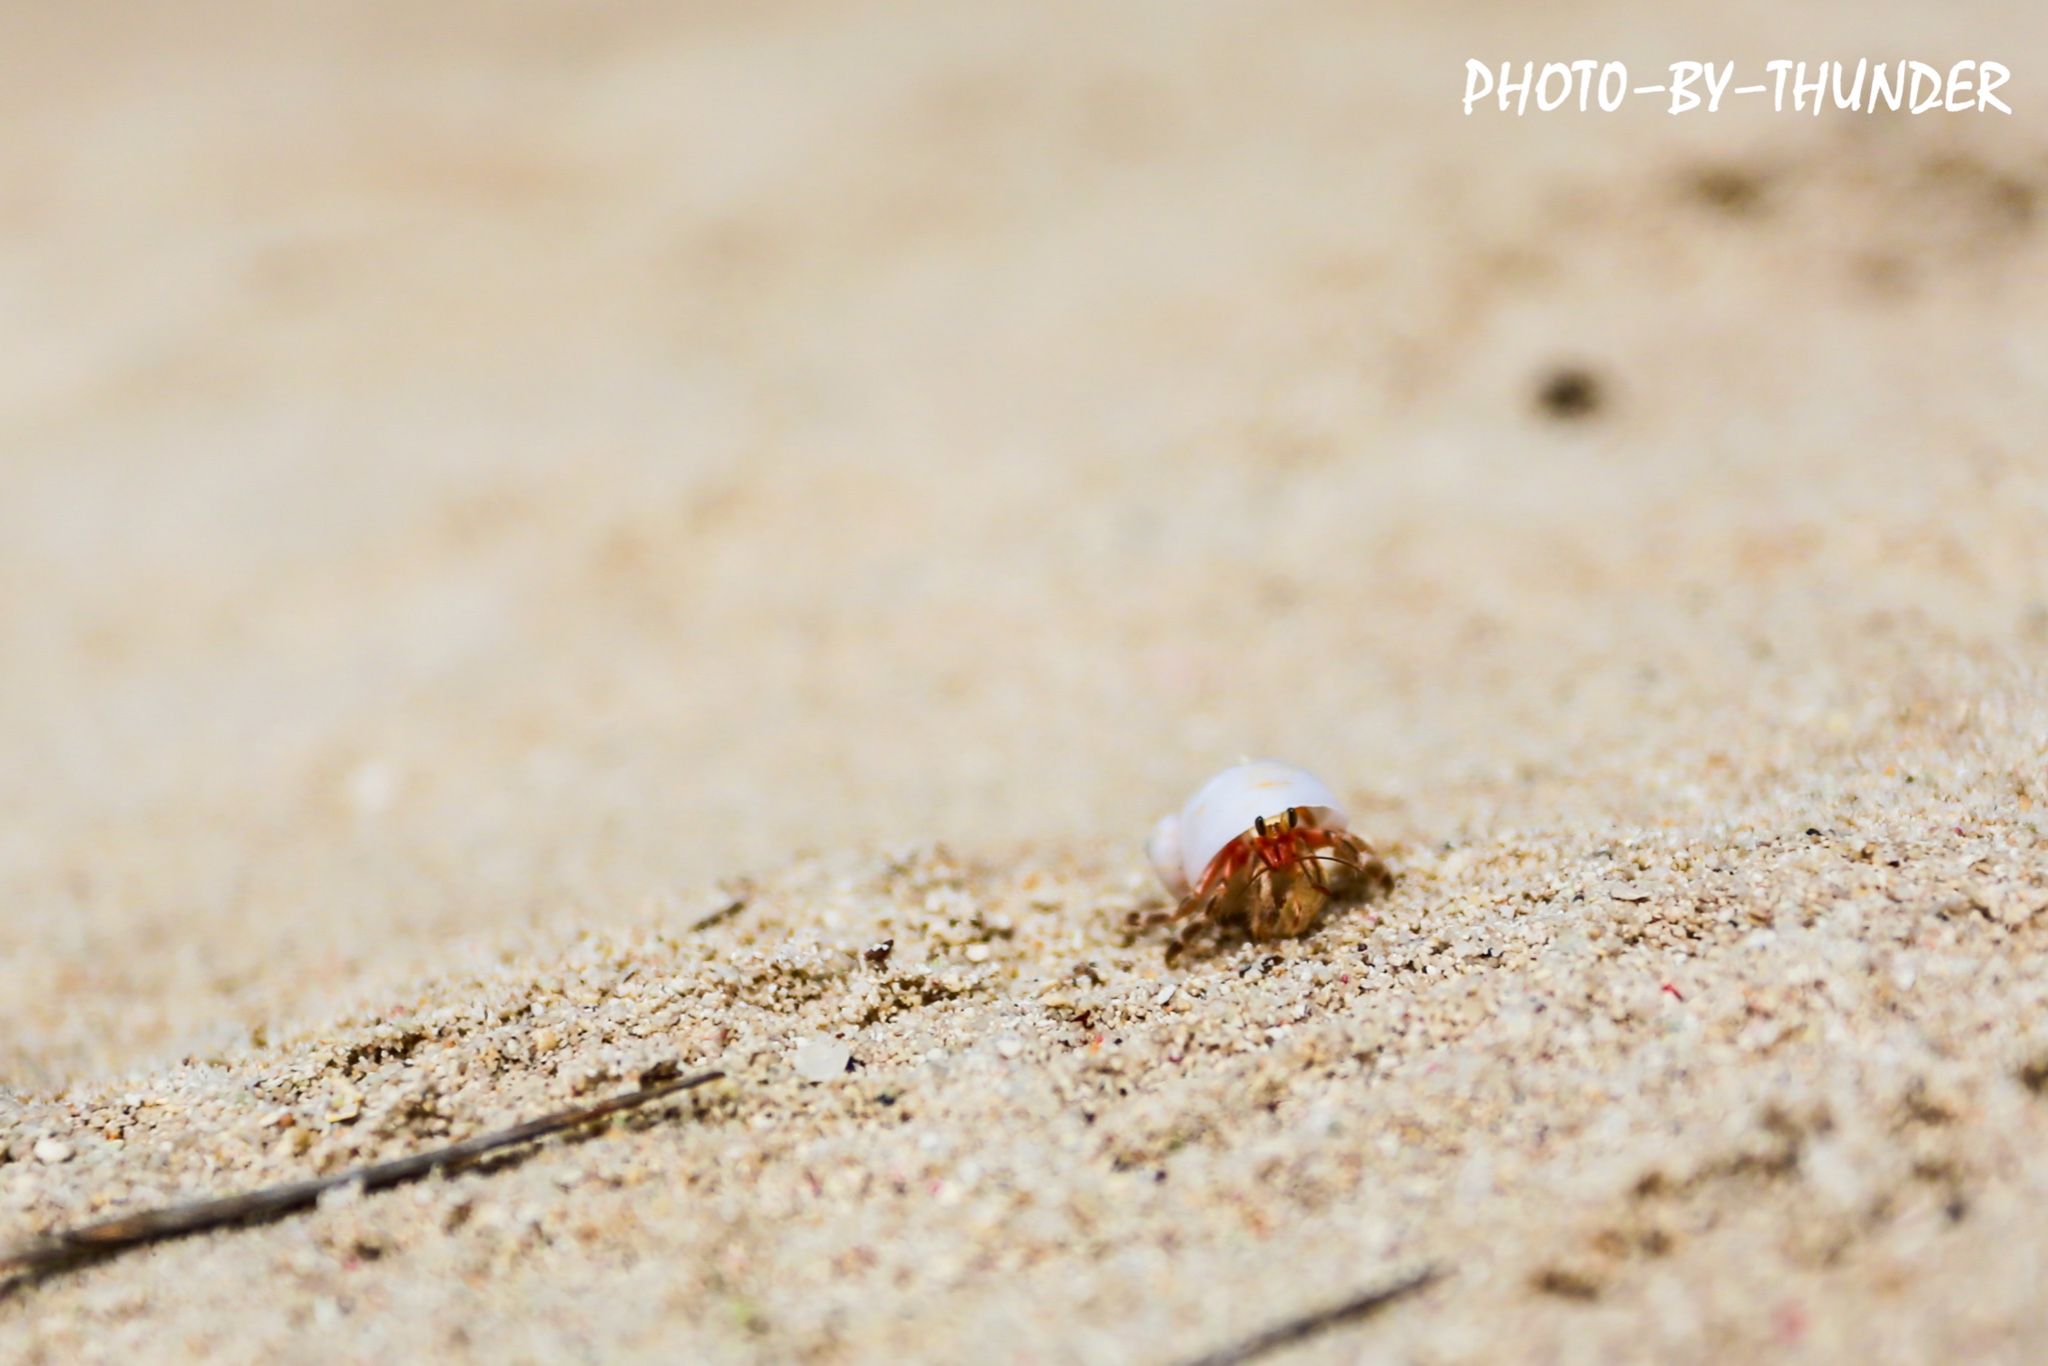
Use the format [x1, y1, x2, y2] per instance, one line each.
[1142, 760, 1392, 958]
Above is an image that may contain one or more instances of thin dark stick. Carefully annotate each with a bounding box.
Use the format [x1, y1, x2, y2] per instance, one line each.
[0, 1068, 725, 1280]
[1172, 1265, 1444, 1366]
[690, 896, 748, 932]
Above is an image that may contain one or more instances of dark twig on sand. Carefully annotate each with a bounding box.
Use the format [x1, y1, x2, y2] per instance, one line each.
[1172, 1265, 1444, 1366]
[0, 1068, 725, 1281]
[690, 896, 749, 932]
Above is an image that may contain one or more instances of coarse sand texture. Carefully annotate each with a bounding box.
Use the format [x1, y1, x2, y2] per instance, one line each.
[5, 2, 2048, 1362]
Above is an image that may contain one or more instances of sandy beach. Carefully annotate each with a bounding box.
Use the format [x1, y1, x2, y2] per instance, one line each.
[4, 2, 2048, 1360]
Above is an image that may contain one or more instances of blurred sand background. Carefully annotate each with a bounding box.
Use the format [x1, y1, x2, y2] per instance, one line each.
[4, 1, 2048, 1361]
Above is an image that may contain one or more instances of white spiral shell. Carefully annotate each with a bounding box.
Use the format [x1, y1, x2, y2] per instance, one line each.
[1146, 760, 1347, 896]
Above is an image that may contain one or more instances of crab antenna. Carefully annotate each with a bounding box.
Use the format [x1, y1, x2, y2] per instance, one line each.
[1301, 852, 1372, 881]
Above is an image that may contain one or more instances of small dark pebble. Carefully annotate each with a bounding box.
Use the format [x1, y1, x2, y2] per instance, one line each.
[638, 1059, 683, 1088]
[1532, 1266, 1603, 1301]
[1537, 367, 1603, 421]
[1690, 166, 1766, 215]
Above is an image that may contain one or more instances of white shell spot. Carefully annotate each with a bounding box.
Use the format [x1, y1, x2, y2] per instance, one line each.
[32, 1137, 73, 1165]
[793, 1038, 853, 1082]
[1161, 760, 1347, 889]
[1146, 813, 1189, 896]
[346, 759, 402, 817]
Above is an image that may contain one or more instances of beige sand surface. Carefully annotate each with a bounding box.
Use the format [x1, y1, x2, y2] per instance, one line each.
[4, 1, 2048, 1360]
